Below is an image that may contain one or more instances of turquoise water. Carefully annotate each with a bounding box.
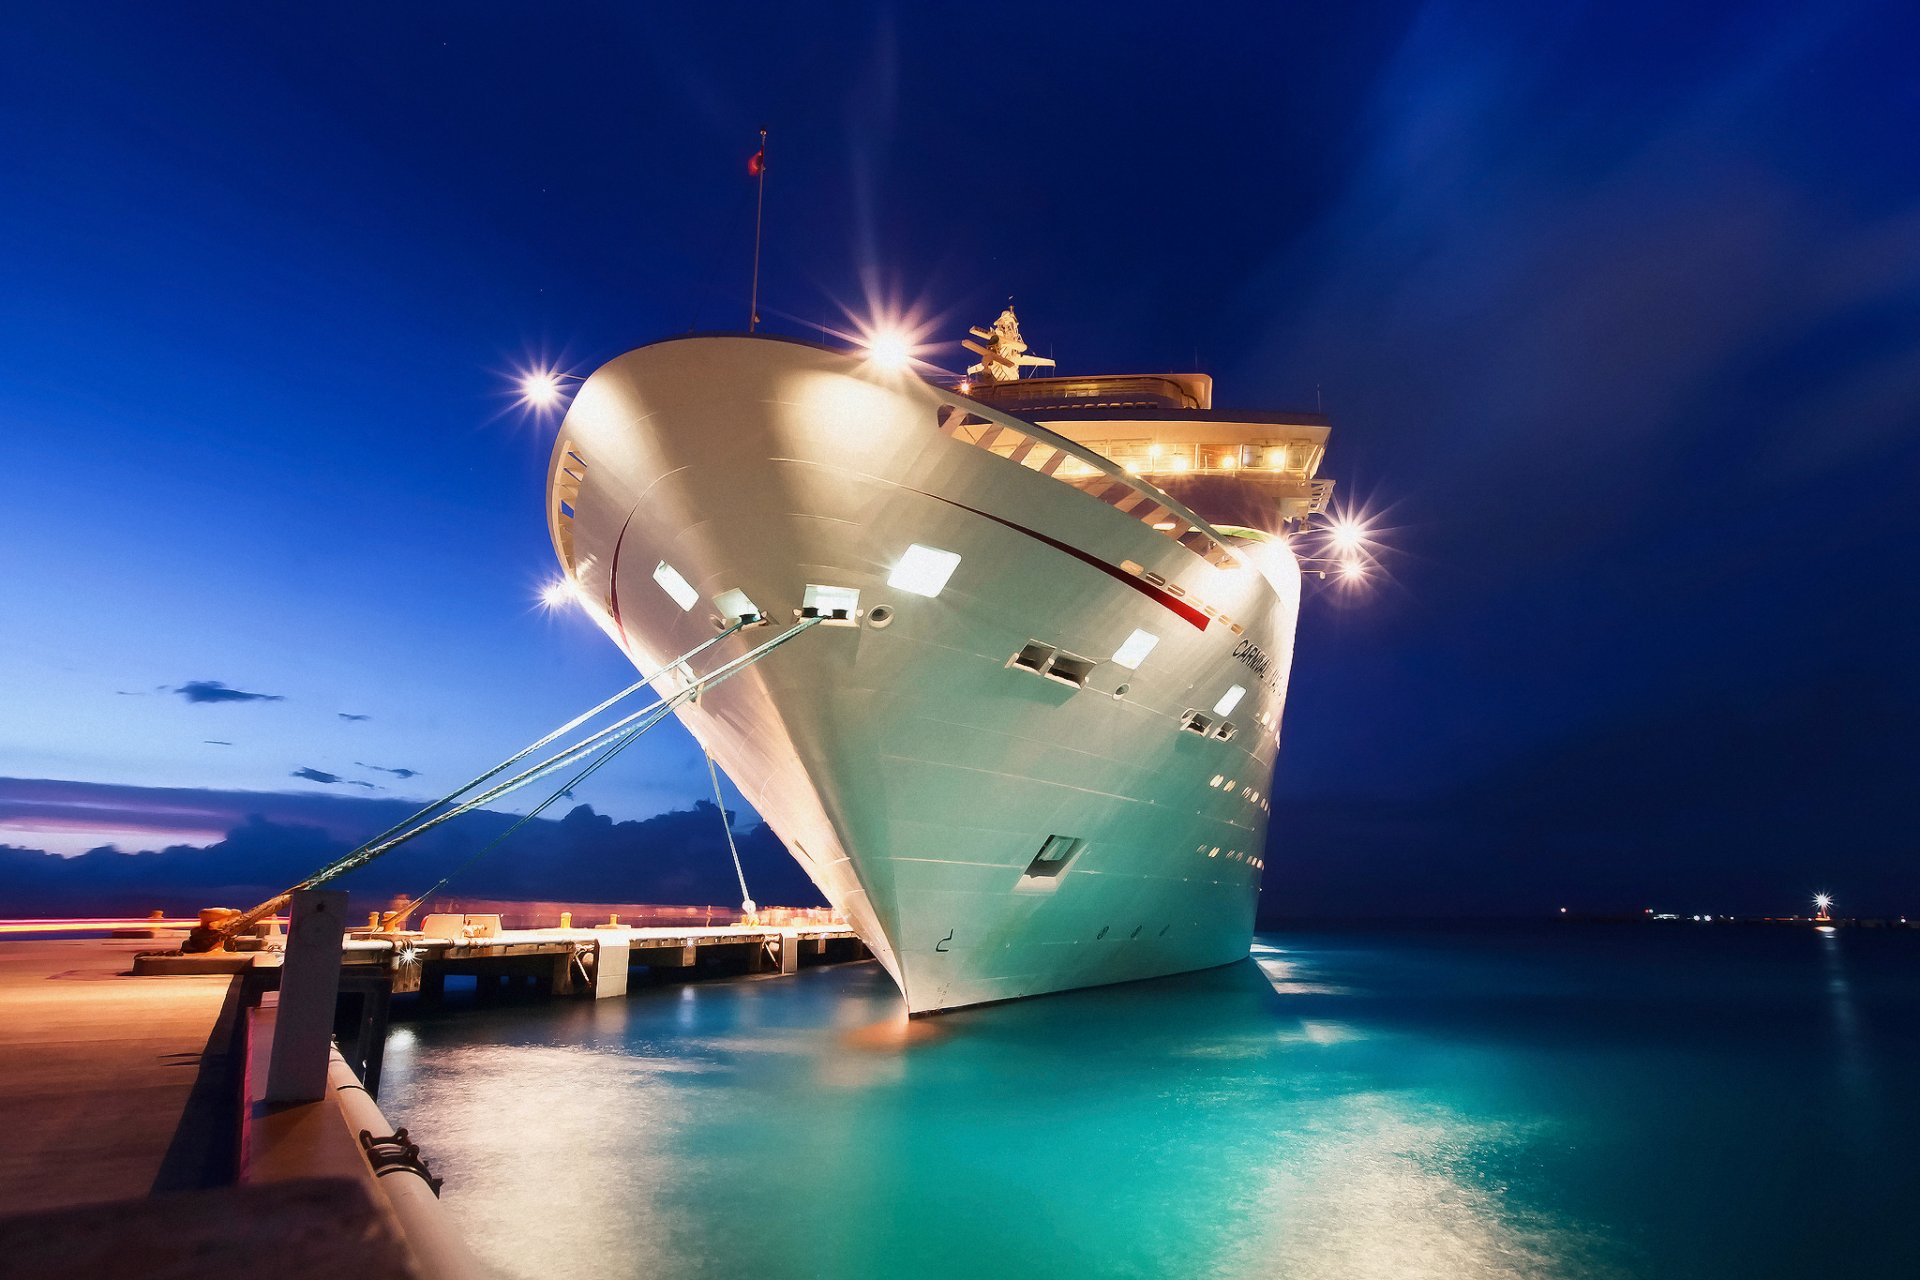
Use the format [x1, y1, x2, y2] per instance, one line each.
[377, 925, 1918, 1279]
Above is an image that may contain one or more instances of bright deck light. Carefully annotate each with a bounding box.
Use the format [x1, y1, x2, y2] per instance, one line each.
[653, 560, 700, 611]
[1213, 685, 1246, 716]
[520, 368, 564, 409]
[887, 544, 962, 597]
[1340, 558, 1366, 581]
[1111, 628, 1160, 670]
[865, 330, 913, 370]
[1331, 518, 1367, 552]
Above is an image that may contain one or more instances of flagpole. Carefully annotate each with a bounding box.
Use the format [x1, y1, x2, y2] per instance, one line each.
[749, 128, 767, 333]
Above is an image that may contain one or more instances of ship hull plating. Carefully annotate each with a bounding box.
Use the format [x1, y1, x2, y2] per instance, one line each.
[549, 337, 1296, 1013]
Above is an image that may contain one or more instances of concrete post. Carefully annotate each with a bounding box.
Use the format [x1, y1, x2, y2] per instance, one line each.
[593, 937, 630, 999]
[780, 932, 800, 974]
[266, 889, 348, 1104]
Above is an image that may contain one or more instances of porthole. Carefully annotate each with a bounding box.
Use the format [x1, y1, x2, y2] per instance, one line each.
[868, 605, 895, 628]
[1113, 682, 1131, 700]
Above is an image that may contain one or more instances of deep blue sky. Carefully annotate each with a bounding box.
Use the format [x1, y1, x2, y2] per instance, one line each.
[2, 1, 1915, 914]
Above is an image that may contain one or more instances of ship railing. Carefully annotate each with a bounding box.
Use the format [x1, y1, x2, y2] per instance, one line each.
[928, 387, 1245, 569]
[1053, 438, 1327, 479]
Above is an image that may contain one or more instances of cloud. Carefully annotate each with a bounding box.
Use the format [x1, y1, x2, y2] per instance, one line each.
[203, 740, 232, 746]
[291, 767, 376, 789]
[173, 680, 284, 705]
[337, 713, 371, 722]
[0, 779, 823, 918]
[356, 762, 419, 779]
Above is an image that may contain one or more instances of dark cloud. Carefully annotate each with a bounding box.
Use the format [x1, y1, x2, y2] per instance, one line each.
[0, 780, 819, 918]
[173, 680, 283, 705]
[355, 762, 419, 779]
[203, 740, 232, 746]
[337, 713, 371, 722]
[291, 767, 375, 789]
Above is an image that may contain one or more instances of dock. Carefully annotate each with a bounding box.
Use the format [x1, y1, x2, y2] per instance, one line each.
[0, 903, 869, 1278]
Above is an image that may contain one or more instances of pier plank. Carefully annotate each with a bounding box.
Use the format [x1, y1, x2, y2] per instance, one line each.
[0, 939, 235, 1213]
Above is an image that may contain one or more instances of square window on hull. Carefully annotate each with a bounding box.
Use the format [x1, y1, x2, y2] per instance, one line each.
[1023, 835, 1086, 879]
[1007, 640, 1096, 689]
[1012, 641, 1055, 674]
[1045, 652, 1096, 688]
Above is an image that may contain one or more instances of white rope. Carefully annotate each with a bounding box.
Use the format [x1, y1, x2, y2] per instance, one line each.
[204, 618, 817, 945]
[706, 748, 755, 913]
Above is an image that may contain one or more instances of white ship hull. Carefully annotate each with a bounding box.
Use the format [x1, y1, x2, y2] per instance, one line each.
[548, 336, 1298, 1013]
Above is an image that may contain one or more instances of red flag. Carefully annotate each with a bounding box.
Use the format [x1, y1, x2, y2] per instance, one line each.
[748, 148, 765, 177]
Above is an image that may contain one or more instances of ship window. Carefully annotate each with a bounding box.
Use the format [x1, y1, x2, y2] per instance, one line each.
[1181, 710, 1213, 735]
[1023, 835, 1085, 879]
[1044, 651, 1096, 688]
[1011, 641, 1055, 673]
[887, 543, 962, 598]
[654, 561, 700, 612]
[1213, 685, 1247, 717]
[1213, 722, 1239, 742]
[802, 584, 860, 621]
[1110, 628, 1159, 670]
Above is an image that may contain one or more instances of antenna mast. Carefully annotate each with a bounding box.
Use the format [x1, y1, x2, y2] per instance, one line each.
[748, 128, 767, 333]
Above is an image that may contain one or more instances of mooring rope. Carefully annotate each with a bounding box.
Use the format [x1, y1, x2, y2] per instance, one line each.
[197, 616, 821, 948]
[395, 693, 673, 922]
[706, 748, 755, 913]
[295, 620, 750, 894]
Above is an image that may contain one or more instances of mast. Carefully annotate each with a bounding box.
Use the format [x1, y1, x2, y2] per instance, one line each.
[748, 128, 767, 333]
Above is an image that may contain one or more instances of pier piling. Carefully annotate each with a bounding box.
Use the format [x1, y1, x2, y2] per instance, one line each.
[266, 889, 347, 1104]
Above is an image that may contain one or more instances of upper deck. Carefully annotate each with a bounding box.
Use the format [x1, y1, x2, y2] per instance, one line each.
[966, 373, 1332, 531]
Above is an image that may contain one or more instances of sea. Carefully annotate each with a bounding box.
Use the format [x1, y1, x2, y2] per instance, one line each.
[377, 923, 1918, 1279]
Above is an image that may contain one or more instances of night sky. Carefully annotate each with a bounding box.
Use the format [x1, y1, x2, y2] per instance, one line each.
[2, 1, 1915, 916]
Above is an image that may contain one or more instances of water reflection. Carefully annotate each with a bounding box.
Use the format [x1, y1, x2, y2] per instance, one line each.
[381, 952, 1627, 1280]
[377, 929, 1920, 1278]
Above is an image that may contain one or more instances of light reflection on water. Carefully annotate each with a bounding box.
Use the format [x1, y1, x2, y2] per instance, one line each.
[378, 926, 1920, 1280]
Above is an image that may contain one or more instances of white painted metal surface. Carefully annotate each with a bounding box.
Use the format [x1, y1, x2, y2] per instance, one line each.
[548, 336, 1303, 1013]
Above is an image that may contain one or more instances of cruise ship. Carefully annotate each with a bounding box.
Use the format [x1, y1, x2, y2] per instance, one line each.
[545, 309, 1338, 1014]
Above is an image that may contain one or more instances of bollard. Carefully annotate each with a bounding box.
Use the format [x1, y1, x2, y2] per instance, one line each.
[266, 889, 349, 1104]
[560, 911, 572, 929]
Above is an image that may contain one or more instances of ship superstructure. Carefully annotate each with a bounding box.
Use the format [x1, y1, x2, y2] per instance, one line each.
[546, 310, 1333, 1013]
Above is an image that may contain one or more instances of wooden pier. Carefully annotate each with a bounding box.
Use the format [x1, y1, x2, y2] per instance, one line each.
[130, 912, 867, 1095]
[0, 904, 870, 1278]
